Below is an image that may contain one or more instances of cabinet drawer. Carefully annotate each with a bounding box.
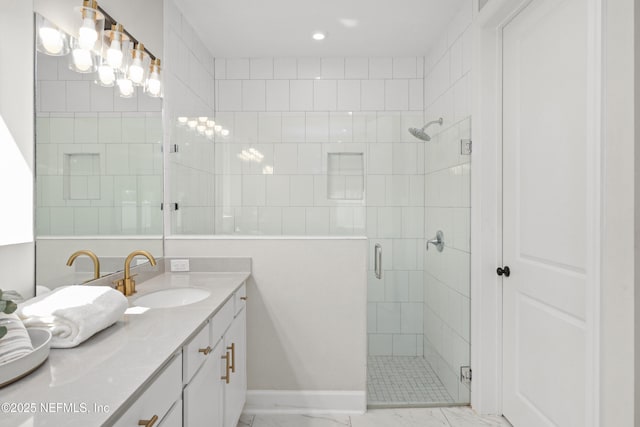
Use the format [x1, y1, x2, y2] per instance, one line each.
[113, 354, 182, 427]
[158, 400, 182, 427]
[233, 282, 247, 315]
[211, 298, 234, 348]
[183, 321, 211, 384]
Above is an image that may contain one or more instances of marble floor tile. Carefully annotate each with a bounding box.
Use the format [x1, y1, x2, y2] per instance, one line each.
[351, 408, 450, 427]
[251, 414, 351, 427]
[441, 407, 513, 427]
[237, 413, 255, 426]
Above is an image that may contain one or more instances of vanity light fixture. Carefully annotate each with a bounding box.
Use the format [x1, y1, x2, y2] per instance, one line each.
[127, 43, 147, 85]
[69, 38, 97, 73]
[96, 59, 116, 87]
[116, 77, 135, 98]
[36, 16, 70, 56]
[104, 23, 128, 69]
[76, 0, 104, 51]
[145, 59, 162, 97]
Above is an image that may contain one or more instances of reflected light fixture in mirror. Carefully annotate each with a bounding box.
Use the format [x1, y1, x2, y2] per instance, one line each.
[36, 15, 70, 56]
[128, 43, 147, 86]
[146, 59, 162, 97]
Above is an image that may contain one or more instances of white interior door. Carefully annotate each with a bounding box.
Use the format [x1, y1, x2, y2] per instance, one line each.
[502, 0, 591, 426]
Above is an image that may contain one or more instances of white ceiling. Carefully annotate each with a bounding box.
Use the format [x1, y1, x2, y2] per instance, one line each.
[174, 0, 466, 58]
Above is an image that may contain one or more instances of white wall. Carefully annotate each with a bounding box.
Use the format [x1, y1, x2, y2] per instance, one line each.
[423, 0, 473, 403]
[165, 238, 367, 403]
[601, 0, 636, 425]
[0, 0, 35, 299]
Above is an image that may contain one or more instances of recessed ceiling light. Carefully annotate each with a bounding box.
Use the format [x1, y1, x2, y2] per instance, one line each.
[312, 32, 326, 41]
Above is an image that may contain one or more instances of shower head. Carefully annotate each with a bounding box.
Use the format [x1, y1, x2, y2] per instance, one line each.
[408, 117, 443, 141]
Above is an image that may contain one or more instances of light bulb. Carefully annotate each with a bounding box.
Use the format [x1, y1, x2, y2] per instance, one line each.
[72, 48, 93, 72]
[177, 117, 188, 124]
[221, 129, 230, 136]
[128, 58, 144, 85]
[198, 117, 208, 123]
[107, 39, 123, 69]
[205, 129, 214, 137]
[39, 27, 64, 55]
[117, 78, 134, 97]
[78, 17, 98, 50]
[98, 65, 115, 86]
[187, 120, 198, 129]
[197, 124, 206, 134]
[206, 120, 215, 127]
[147, 71, 161, 96]
[214, 125, 222, 132]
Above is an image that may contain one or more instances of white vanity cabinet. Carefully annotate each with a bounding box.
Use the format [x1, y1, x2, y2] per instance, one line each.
[223, 307, 246, 427]
[112, 354, 183, 427]
[183, 282, 247, 427]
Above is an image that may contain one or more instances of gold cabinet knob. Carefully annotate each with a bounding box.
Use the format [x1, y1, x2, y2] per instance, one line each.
[198, 346, 212, 355]
[138, 415, 158, 427]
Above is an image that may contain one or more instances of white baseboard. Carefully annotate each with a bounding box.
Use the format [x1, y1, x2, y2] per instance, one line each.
[243, 390, 367, 415]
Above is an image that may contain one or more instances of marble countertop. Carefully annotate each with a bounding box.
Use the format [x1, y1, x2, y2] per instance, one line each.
[0, 271, 250, 427]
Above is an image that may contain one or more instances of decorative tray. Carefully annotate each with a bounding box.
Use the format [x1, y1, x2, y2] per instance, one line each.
[0, 328, 52, 387]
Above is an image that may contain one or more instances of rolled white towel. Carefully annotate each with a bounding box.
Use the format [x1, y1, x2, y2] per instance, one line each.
[16, 286, 128, 349]
[0, 313, 34, 364]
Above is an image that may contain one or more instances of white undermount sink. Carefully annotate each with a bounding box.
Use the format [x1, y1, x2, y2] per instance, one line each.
[133, 287, 211, 308]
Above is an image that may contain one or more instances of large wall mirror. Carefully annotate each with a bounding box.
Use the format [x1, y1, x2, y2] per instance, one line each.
[34, 8, 164, 290]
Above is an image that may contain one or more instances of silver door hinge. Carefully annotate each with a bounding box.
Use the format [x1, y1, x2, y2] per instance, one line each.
[460, 366, 472, 384]
[461, 139, 472, 155]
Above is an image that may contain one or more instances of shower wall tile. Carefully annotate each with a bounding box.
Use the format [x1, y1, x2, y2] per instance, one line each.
[274, 58, 298, 79]
[242, 80, 266, 111]
[369, 57, 393, 79]
[250, 58, 274, 79]
[226, 58, 250, 79]
[297, 58, 321, 79]
[385, 80, 409, 111]
[266, 80, 290, 111]
[361, 80, 385, 111]
[423, 0, 473, 403]
[290, 80, 314, 111]
[393, 57, 418, 79]
[337, 80, 361, 111]
[214, 55, 429, 355]
[321, 58, 345, 79]
[314, 79, 337, 111]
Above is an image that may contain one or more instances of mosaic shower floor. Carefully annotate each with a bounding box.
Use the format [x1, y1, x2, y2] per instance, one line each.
[367, 356, 455, 406]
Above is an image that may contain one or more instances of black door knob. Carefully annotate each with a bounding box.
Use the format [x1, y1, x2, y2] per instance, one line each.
[497, 266, 511, 277]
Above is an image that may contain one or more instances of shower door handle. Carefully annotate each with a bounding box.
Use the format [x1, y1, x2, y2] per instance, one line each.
[374, 244, 382, 279]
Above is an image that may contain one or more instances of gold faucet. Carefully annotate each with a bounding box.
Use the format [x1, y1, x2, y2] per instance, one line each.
[115, 250, 157, 296]
[66, 250, 100, 281]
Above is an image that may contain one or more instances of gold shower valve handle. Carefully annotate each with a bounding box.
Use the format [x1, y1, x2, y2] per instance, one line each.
[138, 415, 158, 427]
